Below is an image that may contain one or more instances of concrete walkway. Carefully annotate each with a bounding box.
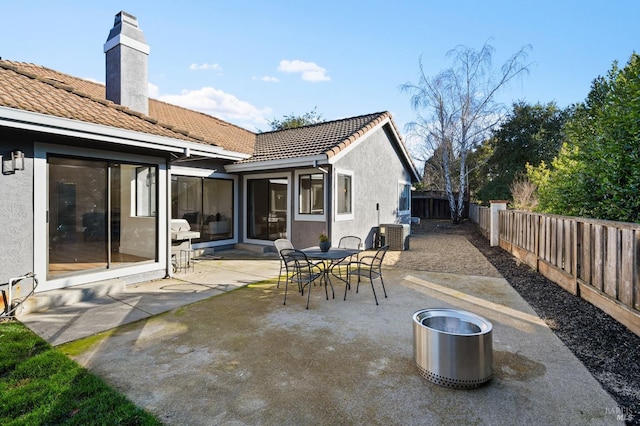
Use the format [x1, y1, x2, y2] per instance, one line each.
[18, 248, 620, 425]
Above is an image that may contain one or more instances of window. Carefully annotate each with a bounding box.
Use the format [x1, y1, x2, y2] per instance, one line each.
[171, 176, 234, 242]
[299, 173, 324, 214]
[337, 173, 352, 215]
[398, 182, 411, 213]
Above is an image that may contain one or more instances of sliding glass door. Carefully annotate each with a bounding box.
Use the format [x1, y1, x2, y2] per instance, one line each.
[48, 156, 157, 278]
[247, 177, 288, 241]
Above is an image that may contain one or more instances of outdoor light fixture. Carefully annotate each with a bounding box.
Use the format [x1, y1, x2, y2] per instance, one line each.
[2, 150, 25, 174]
[13, 150, 24, 171]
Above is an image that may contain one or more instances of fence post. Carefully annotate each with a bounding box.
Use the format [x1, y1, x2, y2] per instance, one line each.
[490, 200, 508, 247]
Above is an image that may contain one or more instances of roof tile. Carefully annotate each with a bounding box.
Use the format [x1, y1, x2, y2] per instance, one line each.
[0, 60, 414, 176]
[0, 60, 256, 154]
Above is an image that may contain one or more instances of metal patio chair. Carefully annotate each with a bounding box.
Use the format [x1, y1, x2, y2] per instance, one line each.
[274, 238, 294, 288]
[280, 249, 324, 309]
[331, 235, 362, 281]
[346, 245, 389, 305]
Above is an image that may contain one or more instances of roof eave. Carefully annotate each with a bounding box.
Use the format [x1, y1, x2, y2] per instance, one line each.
[326, 114, 421, 182]
[382, 116, 422, 182]
[224, 154, 328, 173]
[0, 106, 250, 161]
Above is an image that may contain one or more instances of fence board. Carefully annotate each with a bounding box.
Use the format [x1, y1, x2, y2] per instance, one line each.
[636, 231, 640, 311]
[604, 227, 618, 298]
[620, 229, 634, 306]
[539, 217, 547, 262]
[580, 222, 591, 284]
[556, 218, 563, 268]
[567, 219, 573, 272]
[593, 225, 604, 292]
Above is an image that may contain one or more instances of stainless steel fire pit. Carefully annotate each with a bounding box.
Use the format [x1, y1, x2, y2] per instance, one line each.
[413, 308, 493, 389]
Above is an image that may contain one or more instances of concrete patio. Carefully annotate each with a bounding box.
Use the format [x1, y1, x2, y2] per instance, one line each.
[18, 244, 620, 425]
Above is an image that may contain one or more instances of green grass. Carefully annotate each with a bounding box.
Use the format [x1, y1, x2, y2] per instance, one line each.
[0, 320, 161, 425]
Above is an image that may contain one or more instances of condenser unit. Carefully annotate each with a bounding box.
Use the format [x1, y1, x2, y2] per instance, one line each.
[379, 223, 410, 251]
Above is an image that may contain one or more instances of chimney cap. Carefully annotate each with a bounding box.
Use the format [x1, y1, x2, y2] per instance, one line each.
[104, 10, 149, 54]
[114, 11, 140, 28]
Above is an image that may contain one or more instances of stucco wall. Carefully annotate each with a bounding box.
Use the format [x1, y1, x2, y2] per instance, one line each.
[0, 136, 35, 303]
[332, 124, 413, 249]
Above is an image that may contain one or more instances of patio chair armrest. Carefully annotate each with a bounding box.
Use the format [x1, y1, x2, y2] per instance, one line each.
[354, 255, 375, 265]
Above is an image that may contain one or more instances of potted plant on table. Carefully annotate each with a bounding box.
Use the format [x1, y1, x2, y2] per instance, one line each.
[319, 232, 331, 252]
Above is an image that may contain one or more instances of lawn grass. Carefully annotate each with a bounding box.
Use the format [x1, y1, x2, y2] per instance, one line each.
[0, 320, 161, 425]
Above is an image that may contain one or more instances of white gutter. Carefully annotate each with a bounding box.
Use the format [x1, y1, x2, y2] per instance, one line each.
[225, 154, 327, 172]
[0, 106, 251, 161]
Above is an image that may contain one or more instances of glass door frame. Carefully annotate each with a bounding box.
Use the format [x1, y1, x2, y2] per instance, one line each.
[243, 172, 290, 246]
[34, 143, 168, 292]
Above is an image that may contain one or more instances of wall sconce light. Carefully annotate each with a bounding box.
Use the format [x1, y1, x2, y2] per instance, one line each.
[2, 150, 25, 174]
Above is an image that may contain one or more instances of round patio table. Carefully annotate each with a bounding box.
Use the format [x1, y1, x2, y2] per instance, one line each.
[302, 247, 360, 298]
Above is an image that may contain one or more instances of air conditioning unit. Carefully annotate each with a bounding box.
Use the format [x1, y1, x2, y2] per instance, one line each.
[379, 224, 410, 251]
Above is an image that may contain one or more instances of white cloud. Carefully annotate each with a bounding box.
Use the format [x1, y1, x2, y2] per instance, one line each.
[277, 59, 330, 82]
[189, 63, 223, 71]
[157, 86, 270, 127]
[148, 82, 160, 98]
[253, 75, 279, 83]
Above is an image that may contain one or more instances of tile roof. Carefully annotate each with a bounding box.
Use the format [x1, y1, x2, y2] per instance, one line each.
[0, 60, 415, 176]
[247, 111, 397, 163]
[0, 60, 256, 154]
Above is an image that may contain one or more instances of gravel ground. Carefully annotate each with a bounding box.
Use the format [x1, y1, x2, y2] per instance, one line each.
[417, 219, 640, 425]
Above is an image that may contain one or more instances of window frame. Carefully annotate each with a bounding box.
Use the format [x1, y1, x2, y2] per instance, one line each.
[294, 169, 326, 221]
[334, 168, 354, 221]
[398, 180, 411, 214]
[171, 166, 239, 247]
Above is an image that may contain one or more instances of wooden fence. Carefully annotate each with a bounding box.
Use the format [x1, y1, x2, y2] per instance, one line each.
[469, 204, 490, 239]
[475, 208, 640, 336]
[411, 190, 469, 219]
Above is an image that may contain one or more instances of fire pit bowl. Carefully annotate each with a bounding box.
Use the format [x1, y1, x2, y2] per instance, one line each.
[413, 308, 493, 389]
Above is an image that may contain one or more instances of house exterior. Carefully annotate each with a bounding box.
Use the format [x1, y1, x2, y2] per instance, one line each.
[0, 11, 419, 310]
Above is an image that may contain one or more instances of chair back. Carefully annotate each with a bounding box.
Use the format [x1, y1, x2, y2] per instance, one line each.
[372, 245, 389, 268]
[338, 236, 361, 251]
[280, 249, 312, 273]
[274, 238, 294, 256]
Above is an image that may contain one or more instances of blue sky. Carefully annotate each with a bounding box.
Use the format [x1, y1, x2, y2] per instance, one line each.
[2, 1, 638, 140]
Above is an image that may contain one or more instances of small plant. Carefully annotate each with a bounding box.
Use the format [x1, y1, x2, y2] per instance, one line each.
[319, 232, 329, 242]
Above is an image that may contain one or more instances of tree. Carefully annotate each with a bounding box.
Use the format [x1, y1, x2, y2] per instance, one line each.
[473, 101, 568, 204]
[402, 42, 530, 223]
[528, 53, 640, 222]
[267, 107, 323, 131]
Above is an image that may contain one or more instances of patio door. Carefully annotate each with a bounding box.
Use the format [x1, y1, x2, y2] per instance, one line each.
[47, 156, 158, 278]
[247, 177, 288, 241]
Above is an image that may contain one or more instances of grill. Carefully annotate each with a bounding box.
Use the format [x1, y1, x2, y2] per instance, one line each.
[413, 308, 493, 389]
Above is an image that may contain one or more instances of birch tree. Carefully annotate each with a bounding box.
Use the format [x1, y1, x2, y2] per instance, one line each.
[403, 42, 530, 222]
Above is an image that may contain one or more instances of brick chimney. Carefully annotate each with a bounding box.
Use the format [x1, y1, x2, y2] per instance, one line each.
[104, 11, 149, 115]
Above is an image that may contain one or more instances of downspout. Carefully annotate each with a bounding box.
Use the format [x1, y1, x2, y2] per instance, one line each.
[165, 157, 172, 278]
[326, 165, 332, 243]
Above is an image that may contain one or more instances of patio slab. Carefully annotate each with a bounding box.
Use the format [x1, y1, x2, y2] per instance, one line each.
[18, 249, 620, 425]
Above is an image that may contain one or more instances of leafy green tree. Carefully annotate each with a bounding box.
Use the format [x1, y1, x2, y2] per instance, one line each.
[473, 101, 568, 204]
[528, 53, 640, 222]
[402, 42, 530, 223]
[267, 107, 323, 131]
